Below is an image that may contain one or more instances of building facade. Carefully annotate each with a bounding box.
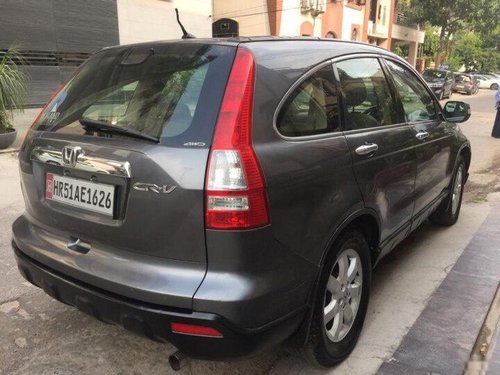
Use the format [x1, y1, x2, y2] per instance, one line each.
[212, 0, 424, 67]
[0, 0, 212, 106]
[0, 0, 425, 106]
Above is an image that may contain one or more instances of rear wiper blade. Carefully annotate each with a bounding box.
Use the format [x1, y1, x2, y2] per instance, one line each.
[79, 118, 159, 143]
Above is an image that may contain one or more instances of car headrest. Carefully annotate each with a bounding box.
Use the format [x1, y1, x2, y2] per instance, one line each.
[343, 78, 367, 107]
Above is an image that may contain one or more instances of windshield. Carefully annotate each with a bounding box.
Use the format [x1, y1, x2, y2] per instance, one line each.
[423, 70, 446, 80]
[455, 75, 471, 83]
[34, 43, 235, 147]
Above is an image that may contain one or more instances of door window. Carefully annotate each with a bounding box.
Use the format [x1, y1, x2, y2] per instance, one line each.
[276, 65, 340, 137]
[386, 60, 438, 123]
[335, 58, 400, 130]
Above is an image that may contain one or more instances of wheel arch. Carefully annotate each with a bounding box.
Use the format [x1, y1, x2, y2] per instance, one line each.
[459, 144, 471, 175]
[321, 209, 381, 268]
[288, 208, 381, 347]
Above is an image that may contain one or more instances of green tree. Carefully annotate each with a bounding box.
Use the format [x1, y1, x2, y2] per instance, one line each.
[480, 48, 500, 72]
[423, 27, 439, 57]
[0, 46, 29, 134]
[450, 31, 500, 72]
[451, 32, 483, 71]
[405, 0, 489, 66]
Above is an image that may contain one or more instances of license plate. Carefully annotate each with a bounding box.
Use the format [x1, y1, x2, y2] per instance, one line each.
[45, 173, 115, 216]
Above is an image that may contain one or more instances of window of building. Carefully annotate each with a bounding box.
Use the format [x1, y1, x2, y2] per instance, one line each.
[300, 21, 313, 36]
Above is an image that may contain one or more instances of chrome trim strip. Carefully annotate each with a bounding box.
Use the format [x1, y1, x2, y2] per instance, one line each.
[31, 147, 132, 178]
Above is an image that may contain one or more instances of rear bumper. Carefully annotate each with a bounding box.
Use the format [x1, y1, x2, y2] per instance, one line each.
[13, 243, 306, 360]
[430, 86, 443, 94]
[453, 86, 472, 93]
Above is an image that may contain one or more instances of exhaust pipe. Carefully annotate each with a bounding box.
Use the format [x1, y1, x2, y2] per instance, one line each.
[168, 350, 188, 371]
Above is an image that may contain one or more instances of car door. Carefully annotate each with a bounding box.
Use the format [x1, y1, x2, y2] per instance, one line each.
[384, 59, 454, 227]
[264, 63, 363, 265]
[334, 57, 417, 254]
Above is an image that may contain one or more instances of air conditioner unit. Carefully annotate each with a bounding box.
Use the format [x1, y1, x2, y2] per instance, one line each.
[315, 0, 326, 13]
[301, 0, 311, 13]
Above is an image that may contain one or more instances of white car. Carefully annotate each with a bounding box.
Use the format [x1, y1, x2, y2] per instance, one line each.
[475, 74, 500, 90]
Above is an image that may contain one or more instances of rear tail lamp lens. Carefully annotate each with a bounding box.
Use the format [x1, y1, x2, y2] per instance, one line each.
[205, 48, 269, 230]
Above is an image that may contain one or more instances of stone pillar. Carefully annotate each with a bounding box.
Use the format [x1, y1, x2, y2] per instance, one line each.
[408, 41, 418, 68]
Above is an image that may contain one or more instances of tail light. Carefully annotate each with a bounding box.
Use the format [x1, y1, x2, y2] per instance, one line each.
[205, 48, 269, 230]
[171, 322, 223, 338]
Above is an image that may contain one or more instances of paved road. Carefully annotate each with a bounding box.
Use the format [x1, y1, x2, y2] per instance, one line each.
[0, 90, 498, 374]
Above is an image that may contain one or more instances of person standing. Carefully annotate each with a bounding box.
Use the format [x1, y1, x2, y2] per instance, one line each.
[492, 87, 500, 138]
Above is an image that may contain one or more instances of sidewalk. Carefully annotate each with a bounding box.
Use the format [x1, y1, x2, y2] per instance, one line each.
[378, 204, 500, 374]
[0, 108, 40, 153]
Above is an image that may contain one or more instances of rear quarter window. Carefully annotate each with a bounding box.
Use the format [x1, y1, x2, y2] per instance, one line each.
[276, 65, 340, 137]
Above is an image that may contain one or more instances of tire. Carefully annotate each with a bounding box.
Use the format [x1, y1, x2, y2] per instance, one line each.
[492, 83, 499, 90]
[448, 88, 452, 98]
[302, 229, 371, 367]
[430, 157, 466, 226]
[438, 91, 444, 100]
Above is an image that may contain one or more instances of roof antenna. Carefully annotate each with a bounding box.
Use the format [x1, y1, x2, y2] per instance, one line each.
[175, 8, 196, 39]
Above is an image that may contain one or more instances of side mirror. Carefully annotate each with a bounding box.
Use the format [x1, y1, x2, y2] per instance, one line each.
[443, 101, 471, 123]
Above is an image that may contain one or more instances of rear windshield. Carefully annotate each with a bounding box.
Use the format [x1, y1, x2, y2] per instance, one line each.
[455, 74, 471, 83]
[34, 43, 235, 147]
[423, 70, 446, 80]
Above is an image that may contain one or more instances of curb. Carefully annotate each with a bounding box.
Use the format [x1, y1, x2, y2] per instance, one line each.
[378, 205, 500, 375]
[0, 148, 19, 154]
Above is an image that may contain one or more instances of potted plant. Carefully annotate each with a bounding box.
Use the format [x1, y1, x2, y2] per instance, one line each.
[0, 46, 29, 149]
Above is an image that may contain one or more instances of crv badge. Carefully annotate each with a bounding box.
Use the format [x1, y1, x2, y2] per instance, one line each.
[62, 146, 84, 167]
[133, 183, 176, 194]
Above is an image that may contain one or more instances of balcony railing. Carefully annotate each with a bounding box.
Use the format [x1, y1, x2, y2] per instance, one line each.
[394, 11, 418, 28]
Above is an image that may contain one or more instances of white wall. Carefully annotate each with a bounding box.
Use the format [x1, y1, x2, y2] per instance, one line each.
[341, 6, 364, 41]
[117, 0, 212, 44]
[212, 0, 270, 36]
[279, 0, 323, 36]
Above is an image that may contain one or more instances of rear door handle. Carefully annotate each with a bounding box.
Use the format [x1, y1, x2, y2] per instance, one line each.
[355, 143, 378, 156]
[416, 131, 430, 141]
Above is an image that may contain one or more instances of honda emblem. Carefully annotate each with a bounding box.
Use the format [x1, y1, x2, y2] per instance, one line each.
[62, 146, 84, 167]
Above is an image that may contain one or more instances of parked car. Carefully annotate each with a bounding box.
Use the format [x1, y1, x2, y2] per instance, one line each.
[422, 69, 454, 100]
[453, 73, 479, 95]
[12, 38, 472, 368]
[474, 74, 500, 90]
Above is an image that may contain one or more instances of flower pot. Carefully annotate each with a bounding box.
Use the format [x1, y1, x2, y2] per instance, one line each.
[0, 129, 17, 149]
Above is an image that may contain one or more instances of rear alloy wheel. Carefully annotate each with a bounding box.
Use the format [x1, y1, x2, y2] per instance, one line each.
[492, 83, 499, 90]
[324, 249, 362, 343]
[430, 157, 465, 226]
[303, 229, 371, 367]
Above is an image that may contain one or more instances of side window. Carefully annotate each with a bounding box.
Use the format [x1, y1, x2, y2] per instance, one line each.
[335, 58, 400, 130]
[277, 65, 340, 137]
[385, 60, 438, 123]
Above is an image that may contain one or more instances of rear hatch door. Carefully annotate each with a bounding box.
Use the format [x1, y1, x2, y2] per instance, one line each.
[19, 42, 236, 263]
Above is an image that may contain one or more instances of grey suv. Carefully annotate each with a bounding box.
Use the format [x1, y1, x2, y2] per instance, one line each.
[12, 38, 471, 367]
